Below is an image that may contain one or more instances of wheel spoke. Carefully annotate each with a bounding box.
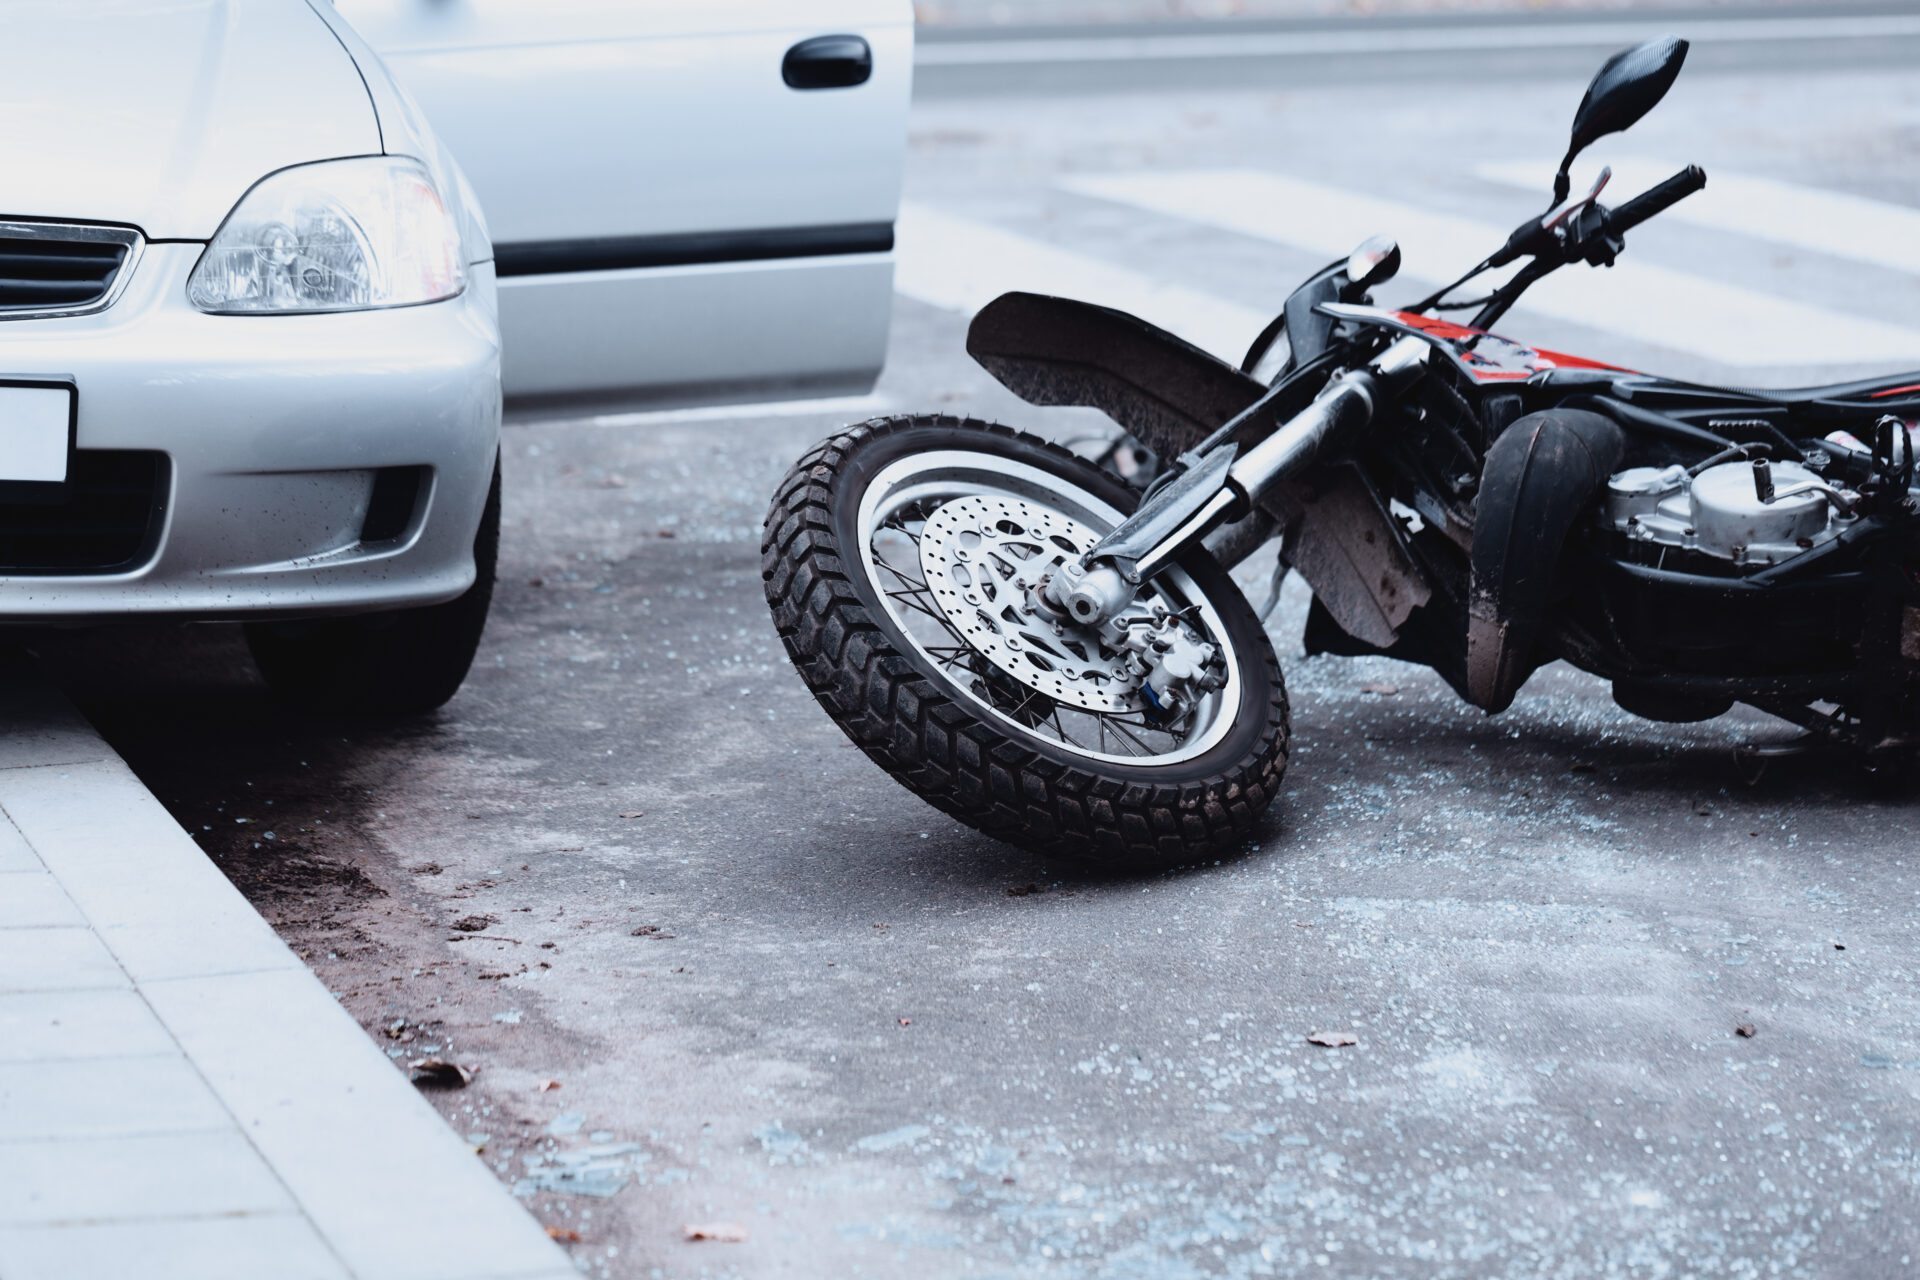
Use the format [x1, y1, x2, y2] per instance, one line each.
[1048, 706, 1077, 750]
[874, 556, 932, 594]
[1102, 716, 1159, 757]
[883, 585, 947, 621]
[934, 649, 973, 672]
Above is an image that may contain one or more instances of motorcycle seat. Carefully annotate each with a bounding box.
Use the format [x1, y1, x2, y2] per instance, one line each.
[1700, 372, 1920, 410]
[1600, 370, 1920, 430]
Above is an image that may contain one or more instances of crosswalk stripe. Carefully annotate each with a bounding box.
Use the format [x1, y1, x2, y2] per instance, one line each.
[893, 201, 1267, 362]
[1476, 158, 1920, 279]
[1060, 168, 1920, 369]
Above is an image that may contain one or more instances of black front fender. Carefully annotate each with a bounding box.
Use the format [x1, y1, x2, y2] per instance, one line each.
[966, 292, 1269, 460]
[966, 291, 1431, 647]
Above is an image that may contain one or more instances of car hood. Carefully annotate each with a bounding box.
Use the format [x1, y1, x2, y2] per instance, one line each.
[0, 0, 382, 241]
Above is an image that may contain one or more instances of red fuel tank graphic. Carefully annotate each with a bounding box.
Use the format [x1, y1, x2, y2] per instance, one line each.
[1387, 312, 1634, 382]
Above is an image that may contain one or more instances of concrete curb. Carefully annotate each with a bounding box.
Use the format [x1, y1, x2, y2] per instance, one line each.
[0, 665, 576, 1280]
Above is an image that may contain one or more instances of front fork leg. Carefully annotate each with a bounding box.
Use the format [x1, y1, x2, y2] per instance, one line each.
[1050, 337, 1429, 625]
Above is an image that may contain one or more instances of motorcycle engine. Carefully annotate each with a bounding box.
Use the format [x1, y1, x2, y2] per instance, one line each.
[1604, 459, 1846, 568]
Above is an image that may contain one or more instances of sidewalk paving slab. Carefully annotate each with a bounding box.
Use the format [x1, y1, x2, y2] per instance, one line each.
[0, 1213, 351, 1280]
[0, 872, 83, 930]
[0, 1055, 232, 1143]
[0, 927, 127, 995]
[0, 989, 178, 1063]
[0, 663, 577, 1280]
[0, 759, 304, 984]
[0, 811, 39, 872]
[0, 1129, 297, 1225]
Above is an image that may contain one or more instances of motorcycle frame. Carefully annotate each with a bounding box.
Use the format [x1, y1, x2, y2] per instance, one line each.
[966, 282, 1920, 753]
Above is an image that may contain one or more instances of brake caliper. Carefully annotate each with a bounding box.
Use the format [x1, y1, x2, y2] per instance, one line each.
[1106, 604, 1224, 721]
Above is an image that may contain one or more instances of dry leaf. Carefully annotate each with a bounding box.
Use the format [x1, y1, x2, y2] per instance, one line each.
[631, 925, 674, 939]
[1306, 1031, 1358, 1048]
[684, 1223, 748, 1243]
[619, 811, 645, 819]
[897, 1017, 913, 1027]
[1735, 1023, 1757, 1038]
[451, 915, 492, 933]
[1359, 682, 1398, 696]
[546, 1226, 583, 1243]
[537, 1078, 562, 1092]
[408, 1058, 473, 1088]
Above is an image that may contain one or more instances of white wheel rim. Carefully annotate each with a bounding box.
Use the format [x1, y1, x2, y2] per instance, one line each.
[855, 448, 1242, 768]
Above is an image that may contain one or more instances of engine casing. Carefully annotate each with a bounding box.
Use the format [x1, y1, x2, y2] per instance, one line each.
[1604, 460, 1842, 568]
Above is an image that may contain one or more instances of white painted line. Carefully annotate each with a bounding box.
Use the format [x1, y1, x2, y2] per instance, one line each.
[1477, 157, 1920, 278]
[575, 392, 892, 429]
[917, 14, 1920, 65]
[1061, 168, 1920, 368]
[895, 200, 1267, 361]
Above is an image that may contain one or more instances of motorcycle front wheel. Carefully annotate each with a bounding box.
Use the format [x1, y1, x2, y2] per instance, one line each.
[763, 415, 1289, 868]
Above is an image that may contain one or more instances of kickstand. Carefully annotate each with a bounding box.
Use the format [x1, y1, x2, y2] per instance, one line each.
[1259, 557, 1291, 623]
[1732, 733, 1823, 787]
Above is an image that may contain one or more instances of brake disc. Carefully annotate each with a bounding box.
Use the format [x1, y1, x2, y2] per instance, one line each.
[917, 495, 1142, 713]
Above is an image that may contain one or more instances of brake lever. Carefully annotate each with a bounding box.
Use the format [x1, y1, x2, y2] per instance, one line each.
[1489, 166, 1612, 268]
[1542, 166, 1612, 235]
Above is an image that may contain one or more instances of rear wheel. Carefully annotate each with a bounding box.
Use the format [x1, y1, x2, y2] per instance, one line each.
[246, 458, 499, 717]
[763, 415, 1289, 868]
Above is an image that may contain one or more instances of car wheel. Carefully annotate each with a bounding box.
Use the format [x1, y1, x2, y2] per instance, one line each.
[246, 456, 500, 717]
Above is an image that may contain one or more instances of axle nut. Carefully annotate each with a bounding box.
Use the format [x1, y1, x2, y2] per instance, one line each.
[1056, 563, 1136, 626]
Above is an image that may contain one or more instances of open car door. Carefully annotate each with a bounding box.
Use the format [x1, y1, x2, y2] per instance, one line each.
[338, 0, 912, 404]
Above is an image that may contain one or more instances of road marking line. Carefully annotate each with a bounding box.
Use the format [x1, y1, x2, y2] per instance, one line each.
[917, 14, 1920, 66]
[1477, 158, 1920, 279]
[894, 201, 1266, 361]
[1061, 168, 1920, 368]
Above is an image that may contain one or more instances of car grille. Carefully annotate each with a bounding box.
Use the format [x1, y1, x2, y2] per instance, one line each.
[0, 451, 168, 575]
[0, 221, 142, 319]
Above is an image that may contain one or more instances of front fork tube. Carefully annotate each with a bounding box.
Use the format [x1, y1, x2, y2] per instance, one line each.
[1055, 336, 1429, 625]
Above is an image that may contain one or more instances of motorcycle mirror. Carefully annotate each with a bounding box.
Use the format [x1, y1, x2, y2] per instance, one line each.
[1345, 235, 1401, 291]
[1553, 36, 1688, 203]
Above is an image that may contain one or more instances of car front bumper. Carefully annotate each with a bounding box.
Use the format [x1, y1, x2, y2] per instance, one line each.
[0, 245, 501, 622]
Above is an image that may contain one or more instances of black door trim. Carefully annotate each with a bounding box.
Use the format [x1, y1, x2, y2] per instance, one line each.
[494, 222, 895, 278]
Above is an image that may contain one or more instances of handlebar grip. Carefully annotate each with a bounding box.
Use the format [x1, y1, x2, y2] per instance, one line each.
[1607, 165, 1707, 236]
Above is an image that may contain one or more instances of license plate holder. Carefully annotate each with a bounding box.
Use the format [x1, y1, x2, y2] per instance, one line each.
[0, 380, 76, 500]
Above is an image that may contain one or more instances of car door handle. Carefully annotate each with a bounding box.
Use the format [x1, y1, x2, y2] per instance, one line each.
[783, 35, 872, 90]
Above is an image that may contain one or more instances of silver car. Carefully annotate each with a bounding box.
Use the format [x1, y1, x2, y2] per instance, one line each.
[1, 0, 500, 713]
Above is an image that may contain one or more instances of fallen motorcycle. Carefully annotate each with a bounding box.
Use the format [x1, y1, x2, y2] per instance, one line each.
[763, 36, 1920, 867]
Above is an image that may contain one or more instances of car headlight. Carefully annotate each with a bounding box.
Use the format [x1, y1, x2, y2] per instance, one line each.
[188, 156, 465, 314]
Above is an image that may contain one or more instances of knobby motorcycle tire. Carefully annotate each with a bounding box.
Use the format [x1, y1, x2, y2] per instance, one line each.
[762, 414, 1290, 868]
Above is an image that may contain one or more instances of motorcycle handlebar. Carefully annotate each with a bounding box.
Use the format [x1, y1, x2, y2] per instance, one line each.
[1603, 165, 1707, 237]
[1486, 166, 1704, 270]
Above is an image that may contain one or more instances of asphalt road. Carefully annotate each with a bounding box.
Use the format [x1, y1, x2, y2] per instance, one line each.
[43, 13, 1920, 1279]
